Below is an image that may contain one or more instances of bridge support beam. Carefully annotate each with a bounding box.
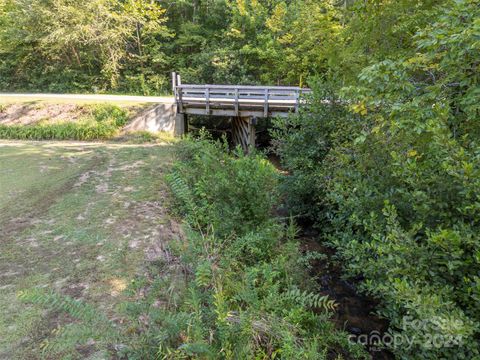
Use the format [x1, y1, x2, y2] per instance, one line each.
[232, 116, 256, 153]
[174, 113, 188, 137]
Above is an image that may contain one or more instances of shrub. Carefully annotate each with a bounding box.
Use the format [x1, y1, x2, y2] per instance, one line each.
[89, 104, 129, 127]
[272, 1, 480, 358]
[168, 132, 280, 238]
[122, 134, 367, 359]
[270, 79, 362, 224]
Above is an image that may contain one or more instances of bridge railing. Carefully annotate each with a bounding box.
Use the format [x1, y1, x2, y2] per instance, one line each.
[172, 73, 311, 118]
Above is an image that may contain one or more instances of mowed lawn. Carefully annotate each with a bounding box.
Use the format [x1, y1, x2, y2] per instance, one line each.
[0, 140, 180, 359]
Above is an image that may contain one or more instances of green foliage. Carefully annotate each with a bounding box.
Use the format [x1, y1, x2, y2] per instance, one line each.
[282, 288, 337, 312]
[2, 0, 479, 358]
[90, 104, 129, 127]
[0, 0, 171, 93]
[335, 0, 449, 82]
[124, 135, 367, 359]
[0, 104, 128, 140]
[0, 122, 115, 140]
[273, 1, 480, 358]
[271, 79, 361, 221]
[0, 0, 445, 92]
[168, 131, 279, 237]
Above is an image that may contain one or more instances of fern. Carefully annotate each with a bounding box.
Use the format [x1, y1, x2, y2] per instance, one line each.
[283, 288, 337, 312]
[18, 289, 107, 323]
[195, 261, 212, 288]
[149, 136, 367, 358]
[18, 289, 119, 356]
[166, 171, 196, 215]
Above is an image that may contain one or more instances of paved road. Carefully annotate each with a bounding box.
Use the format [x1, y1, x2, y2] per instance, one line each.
[0, 93, 175, 103]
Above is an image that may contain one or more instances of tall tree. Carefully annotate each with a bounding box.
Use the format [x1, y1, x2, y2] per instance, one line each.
[0, 0, 170, 93]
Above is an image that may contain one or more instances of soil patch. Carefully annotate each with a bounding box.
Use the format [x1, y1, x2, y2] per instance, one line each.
[0, 103, 87, 125]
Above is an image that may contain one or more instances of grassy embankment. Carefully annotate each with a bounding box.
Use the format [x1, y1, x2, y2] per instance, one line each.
[0, 140, 178, 358]
[0, 97, 170, 141]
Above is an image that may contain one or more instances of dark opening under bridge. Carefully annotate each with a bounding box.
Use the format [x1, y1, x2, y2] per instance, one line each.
[172, 72, 311, 151]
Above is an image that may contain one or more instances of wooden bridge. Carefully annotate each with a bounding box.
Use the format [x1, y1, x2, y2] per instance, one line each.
[172, 72, 311, 150]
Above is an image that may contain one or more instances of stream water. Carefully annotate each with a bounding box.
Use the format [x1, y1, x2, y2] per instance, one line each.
[267, 152, 394, 359]
[300, 231, 394, 360]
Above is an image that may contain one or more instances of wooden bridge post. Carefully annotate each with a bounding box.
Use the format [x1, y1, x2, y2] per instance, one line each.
[232, 116, 256, 153]
[172, 72, 187, 137]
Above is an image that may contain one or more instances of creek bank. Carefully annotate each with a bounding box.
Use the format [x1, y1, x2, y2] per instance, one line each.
[299, 228, 394, 360]
[269, 152, 393, 359]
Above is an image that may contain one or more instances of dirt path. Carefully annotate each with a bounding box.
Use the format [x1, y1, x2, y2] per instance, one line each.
[0, 140, 182, 359]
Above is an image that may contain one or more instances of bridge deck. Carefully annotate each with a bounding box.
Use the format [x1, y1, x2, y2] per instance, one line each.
[174, 78, 311, 118]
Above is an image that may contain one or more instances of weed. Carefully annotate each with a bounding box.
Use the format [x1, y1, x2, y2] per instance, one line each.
[122, 134, 368, 359]
[116, 130, 175, 144]
[0, 104, 129, 140]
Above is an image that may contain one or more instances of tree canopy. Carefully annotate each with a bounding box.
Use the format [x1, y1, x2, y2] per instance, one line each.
[0, 0, 450, 93]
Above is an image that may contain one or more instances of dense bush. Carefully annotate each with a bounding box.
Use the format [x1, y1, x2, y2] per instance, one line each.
[273, 1, 480, 359]
[168, 134, 279, 238]
[270, 80, 361, 223]
[0, 104, 128, 140]
[122, 134, 367, 359]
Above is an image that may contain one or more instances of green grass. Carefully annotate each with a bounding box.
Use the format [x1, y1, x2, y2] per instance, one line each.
[0, 104, 131, 141]
[0, 140, 176, 359]
[113, 130, 177, 144]
[0, 122, 119, 140]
